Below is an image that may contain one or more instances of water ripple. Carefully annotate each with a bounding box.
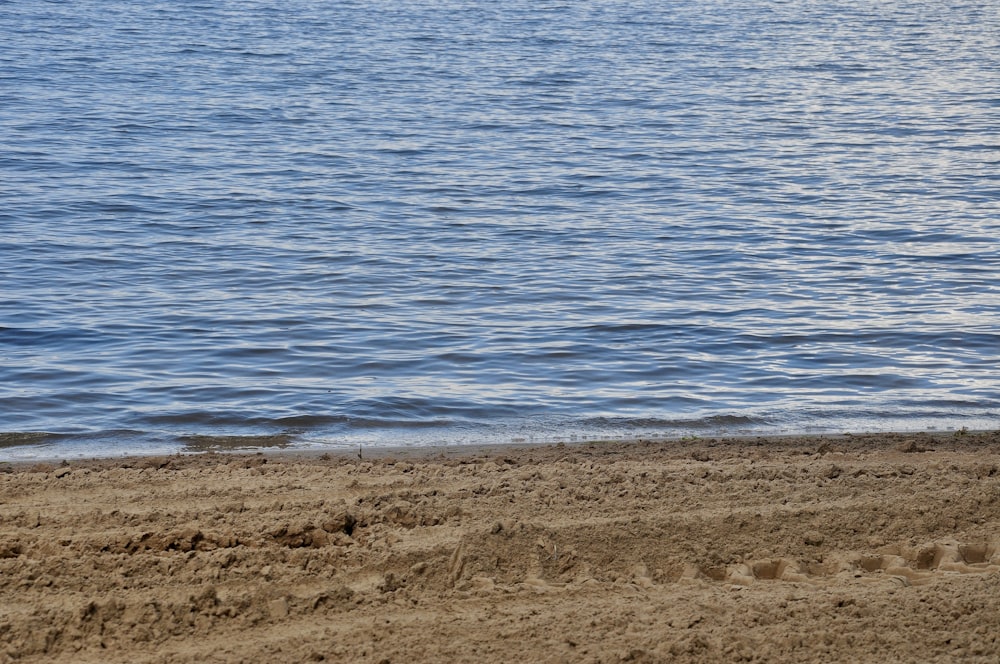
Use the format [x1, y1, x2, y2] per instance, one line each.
[1, 0, 999, 458]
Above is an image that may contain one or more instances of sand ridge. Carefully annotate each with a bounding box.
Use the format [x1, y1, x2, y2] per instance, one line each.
[1, 431, 1000, 662]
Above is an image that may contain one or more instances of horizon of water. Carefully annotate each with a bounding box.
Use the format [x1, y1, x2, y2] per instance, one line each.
[2, 0, 999, 461]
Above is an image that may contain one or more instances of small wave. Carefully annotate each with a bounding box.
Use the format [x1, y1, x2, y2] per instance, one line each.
[274, 415, 351, 428]
[180, 434, 292, 451]
[0, 432, 54, 449]
[580, 415, 766, 430]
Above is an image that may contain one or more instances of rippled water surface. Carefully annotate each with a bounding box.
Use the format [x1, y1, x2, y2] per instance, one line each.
[2, 0, 999, 459]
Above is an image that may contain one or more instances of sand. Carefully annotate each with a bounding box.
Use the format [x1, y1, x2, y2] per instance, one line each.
[2, 430, 1000, 663]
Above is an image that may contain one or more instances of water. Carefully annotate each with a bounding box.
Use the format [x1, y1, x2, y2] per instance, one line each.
[2, 0, 999, 460]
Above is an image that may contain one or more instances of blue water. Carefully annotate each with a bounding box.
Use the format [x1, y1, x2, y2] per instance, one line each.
[2, 0, 999, 460]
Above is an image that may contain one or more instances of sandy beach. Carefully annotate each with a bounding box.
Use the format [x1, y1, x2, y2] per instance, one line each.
[2, 430, 1000, 663]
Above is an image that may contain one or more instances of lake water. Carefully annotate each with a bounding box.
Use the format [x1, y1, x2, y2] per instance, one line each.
[2, 0, 999, 460]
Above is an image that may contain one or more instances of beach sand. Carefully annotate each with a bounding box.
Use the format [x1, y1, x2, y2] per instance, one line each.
[2, 431, 1000, 663]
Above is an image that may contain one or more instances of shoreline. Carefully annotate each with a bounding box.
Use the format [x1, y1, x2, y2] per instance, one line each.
[2, 430, 999, 662]
[2, 427, 994, 468]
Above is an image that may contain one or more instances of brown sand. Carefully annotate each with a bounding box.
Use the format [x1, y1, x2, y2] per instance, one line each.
[2, 430, 1000, 663]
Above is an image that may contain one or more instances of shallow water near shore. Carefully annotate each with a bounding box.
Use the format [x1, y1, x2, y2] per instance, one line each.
[2, 0, 999, 460]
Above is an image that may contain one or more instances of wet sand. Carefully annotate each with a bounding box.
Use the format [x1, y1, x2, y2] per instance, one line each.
[2, 431, 1000, 663]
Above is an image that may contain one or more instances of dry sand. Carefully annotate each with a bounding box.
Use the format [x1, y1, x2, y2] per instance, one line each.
[2, 430, 1000, 663]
